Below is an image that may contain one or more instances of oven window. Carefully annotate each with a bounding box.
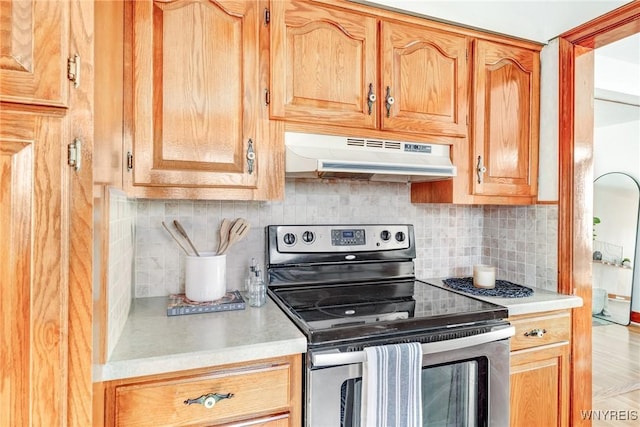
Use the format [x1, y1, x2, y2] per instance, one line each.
[340, 357, 488, 427]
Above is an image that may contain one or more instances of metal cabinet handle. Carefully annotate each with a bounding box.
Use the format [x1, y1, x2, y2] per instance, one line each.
[476, 155, 487, 184]
[385, 86, 395, 117]
[524, 328, 547, 338]
[247, 139, 255, 174]
[367, 83, 376, 115]
[184, 392, 234, 409]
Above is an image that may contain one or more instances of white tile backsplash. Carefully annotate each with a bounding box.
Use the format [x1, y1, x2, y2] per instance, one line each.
[132, 180, 559, 297]
[107, 188, 136, 359]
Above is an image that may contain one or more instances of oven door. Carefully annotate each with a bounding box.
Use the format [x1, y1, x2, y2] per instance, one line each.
[306, 327, 513, 427]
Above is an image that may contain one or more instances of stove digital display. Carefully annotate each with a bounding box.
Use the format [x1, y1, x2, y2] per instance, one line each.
[331, 228, 365, 246]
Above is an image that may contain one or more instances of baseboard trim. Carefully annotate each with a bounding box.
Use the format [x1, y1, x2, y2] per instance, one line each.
[607, 293, 631, 301]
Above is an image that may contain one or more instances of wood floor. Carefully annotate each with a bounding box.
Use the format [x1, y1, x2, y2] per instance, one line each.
[591, 322, 640, 426]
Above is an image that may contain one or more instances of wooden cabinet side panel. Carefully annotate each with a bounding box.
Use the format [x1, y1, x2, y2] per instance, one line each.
[94, 0, 124, 188]
[510, 343, 570, 427]
[0, 0, 69, 106]
[0, 117, 34, 427]
[66, 0, 95, 423]
[270, 0, 377, 127]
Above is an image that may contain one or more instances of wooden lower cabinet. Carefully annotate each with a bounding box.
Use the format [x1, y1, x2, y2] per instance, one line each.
[94, 355, 301, 427]
[509, 310, 571, 427]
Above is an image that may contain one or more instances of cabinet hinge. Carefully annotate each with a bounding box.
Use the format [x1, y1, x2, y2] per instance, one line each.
[264, 8, 270, 25]
[465, 48, 468, 61]
[68, 138, 81, 171]
[127, 152, 133, 171]
[265, 89, 270, 106]
[67, 54, 80, 88]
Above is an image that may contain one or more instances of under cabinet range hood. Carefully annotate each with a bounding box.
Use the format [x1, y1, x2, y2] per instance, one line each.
[285, 132, 457, 182]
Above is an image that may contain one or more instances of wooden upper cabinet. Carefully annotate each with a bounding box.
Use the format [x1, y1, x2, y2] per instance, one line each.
[380, 21, 469, 137]
[471, 40, 539, 198]
[0, 0, 69, 106]
[270, 0, 378, 128]
[270, 1, 469, 138]
[126, 0, 280, 200]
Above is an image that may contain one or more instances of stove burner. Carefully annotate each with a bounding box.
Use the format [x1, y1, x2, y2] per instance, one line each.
[315, 294, 400, 318]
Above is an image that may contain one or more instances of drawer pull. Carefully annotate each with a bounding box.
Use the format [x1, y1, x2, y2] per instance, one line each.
[524, 328, 547, 338]
[184, 393, 234, 409]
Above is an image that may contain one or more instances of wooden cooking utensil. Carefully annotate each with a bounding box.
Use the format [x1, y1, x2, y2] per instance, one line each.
[219, 218, 250, 255]
[161, 221, 190, 255]
[216, 218, 232, 254]
[173, 220, 200, 256]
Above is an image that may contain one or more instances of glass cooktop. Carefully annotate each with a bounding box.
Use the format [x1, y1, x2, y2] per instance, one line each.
[269, 280, 508, 346]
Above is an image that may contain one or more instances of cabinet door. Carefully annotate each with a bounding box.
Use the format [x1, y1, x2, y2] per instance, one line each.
[128, 0, 266, 192]
[472, 40, 539, 198]
[0, 0, 69, 106]
[270, 0, 378, 128]
[0, 110, 92, 426]
[380, 21, 469, 137]
[510, 343, 570, 427]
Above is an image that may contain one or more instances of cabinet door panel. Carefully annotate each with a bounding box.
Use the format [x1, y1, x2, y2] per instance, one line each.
[472, 40, 539, 198]
[130, 0, 262, 188]
[381, 22, 468, 137]
[0, 0, 68, 106]
[270, 0, 377, 128]
[510, 343, 569, 427]
[0, 129, 33, 427]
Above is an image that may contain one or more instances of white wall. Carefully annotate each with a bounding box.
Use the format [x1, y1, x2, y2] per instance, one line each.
[538, 40, 560, 202]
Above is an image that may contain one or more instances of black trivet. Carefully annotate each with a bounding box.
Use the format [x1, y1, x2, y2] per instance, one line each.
[443, 277, 534, 298]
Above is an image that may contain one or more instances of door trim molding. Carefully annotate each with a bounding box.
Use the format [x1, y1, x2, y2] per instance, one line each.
[558, 2, 640, 425]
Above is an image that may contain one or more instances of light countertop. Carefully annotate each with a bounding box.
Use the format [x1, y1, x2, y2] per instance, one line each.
[93, 296, 307, 383]
[422, 278, 583, 316]
[94, 280, 582, 383]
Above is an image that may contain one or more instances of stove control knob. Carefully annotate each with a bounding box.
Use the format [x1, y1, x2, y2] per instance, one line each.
[395, 231, 406, 242]
[380, 230, 391, 241]
[302, 230, 315, 243]
[283, 232, 296, 246]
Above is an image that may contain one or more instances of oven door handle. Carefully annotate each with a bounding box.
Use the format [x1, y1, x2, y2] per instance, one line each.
[311, 325, 515, 368]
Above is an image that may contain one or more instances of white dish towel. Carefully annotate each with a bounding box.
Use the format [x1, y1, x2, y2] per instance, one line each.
[361, 342, 423, 427]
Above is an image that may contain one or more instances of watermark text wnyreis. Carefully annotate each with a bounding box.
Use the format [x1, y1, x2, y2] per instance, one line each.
[581, 410, 639, 421]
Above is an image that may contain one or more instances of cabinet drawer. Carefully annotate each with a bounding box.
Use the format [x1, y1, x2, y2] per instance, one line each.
[510, 310, 571, 351]
[114, 364, 290, 426]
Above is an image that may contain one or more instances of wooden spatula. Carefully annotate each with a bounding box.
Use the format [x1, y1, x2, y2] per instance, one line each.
[216, 218, 232, 254]
[219, 218, 250, 255]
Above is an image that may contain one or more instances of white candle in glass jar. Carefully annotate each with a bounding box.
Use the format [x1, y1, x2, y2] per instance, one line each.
[473, 265, 496, 288]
